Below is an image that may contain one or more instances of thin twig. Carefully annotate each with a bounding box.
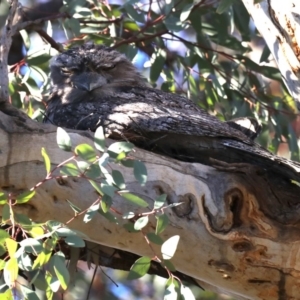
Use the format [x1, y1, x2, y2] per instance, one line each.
[11, 12, 69, 36]
[36, 29, 62, 52]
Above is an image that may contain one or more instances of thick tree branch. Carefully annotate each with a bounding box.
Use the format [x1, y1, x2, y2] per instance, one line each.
[1, 105, 300, 299]
[242, 0, 300, 110]
[0, 0, 19, 102]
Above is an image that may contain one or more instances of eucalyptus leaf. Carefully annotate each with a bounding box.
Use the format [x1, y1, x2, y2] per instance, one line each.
[120, 192, 148, 207]
[134, 216, 149, 230]
[133, 160, 147, 186]
[161, 235, 180, 260]
[57, 127, 72, 151]
[127, 256, 151, 280]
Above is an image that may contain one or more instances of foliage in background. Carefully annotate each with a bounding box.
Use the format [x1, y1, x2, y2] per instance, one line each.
[9, 0, 299, 159]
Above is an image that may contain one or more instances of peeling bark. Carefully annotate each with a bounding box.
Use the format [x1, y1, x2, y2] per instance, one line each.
[242, 0, 300, 110]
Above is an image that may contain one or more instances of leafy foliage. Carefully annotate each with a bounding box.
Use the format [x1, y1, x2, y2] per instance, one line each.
[7, 0, 297, 159]
[0, 127, 187, 299]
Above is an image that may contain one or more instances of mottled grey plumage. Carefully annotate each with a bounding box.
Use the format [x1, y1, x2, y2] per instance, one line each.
[44, 43, 259, 162]
[226, 117, 262, 140]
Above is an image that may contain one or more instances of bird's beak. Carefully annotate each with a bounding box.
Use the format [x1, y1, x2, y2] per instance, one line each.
[73, 73, 107, 91]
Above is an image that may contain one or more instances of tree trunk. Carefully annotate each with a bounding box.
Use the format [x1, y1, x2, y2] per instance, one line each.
[242, 0, 300, 110]
[1, 104, 300, 300]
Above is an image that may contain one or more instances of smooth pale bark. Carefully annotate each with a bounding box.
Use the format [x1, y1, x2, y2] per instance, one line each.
[242, 0, 300, 109]
[1, 109, 300, 300]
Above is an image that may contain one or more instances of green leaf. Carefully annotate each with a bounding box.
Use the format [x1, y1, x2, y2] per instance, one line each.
[232, 1, 250, 41]
[0, 259, 6, 271]
[0, 192, 7, 205]
[101, 181, 117, 197]
[45, 271, 60, 292]
[6, 239, 17, 257]
[180, 285, 196, 300]
[122, 211, 135, 219]
[121, 159, 135, 168]
[216, 0, 236, 14]
[20, 285, 40, 300]
[150, 49, 166, 83]
[127, 256, 151, 280]
[147, 233, 164, 245]
[14, 213, 32, 226]
[260, 44, 271, 63]
[85, 163, 101, 179]
[89, 180, 104, 196]
[41, 147, 51, 174]
[20, 239, 43, 254]
[26, 45, 52, 65]
[114, 151, 127, 162]
[133, 160, 147, 186]
[16, 190, 35, 204]
[0, 230, 9, 244]
[161, 235, 180, 260]
[29, 226, 44, 238]
[30, 66, 49, 88]
[134, 216, 149, 230]
[94, 126, 105, 152]
[120, 192, 148, 207]
[161, 259, 176, 272]
[23, 78, 42, 100]
[164, 15, 186, 32]
[63, 18, 80, 37]
[124, 3, 145, 23]
[33, 250, 52, 269]
[4, 258, 18, 287]
[98, 209, 118, 224]
[154, 194, 167, 209]
[0, 289, 13, 299]
[123, 222, 139, 232]
[112, 170, 126, 189]
[236, 55, 282, 81]
[60, 163, 80, 176]
[57, 127, 72, 151]
[19, 29, 31, 50]
[56, 228, 78, 237]
[73, 7, 92, 18]
[75, 144, 96, 162]
[180, 3, 194, 22]
[164, 280, 180, 300]
[83, 204, 99, 223]
[66, 200, 82, 214]
[2, 204, 10, 223]
[64, 236, 85, 248]
[107, 142, 134, 158]
[16, 252, 33, 271]
[156, 214, 169, 235]
[0, 245, 6, 257]
[100, 194, 112, 213]
[52, 254, 70, 290]
[76, 161, 90, 173]
[99, 152, 110, 169]
[118, 44, 138, 61]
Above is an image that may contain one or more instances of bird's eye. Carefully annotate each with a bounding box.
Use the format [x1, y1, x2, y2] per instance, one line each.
[101, 64, 116, 70]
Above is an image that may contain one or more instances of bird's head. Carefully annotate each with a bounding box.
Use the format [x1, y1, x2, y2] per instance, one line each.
[49, 43, 148, 103]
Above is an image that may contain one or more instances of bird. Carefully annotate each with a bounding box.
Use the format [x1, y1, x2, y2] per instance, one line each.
[43, 43, 261, 163]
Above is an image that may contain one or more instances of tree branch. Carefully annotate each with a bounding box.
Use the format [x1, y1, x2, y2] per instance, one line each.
[0, 0, 19, 103]
[1, 105, 300, 299]
[242, 0, 300, 110]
